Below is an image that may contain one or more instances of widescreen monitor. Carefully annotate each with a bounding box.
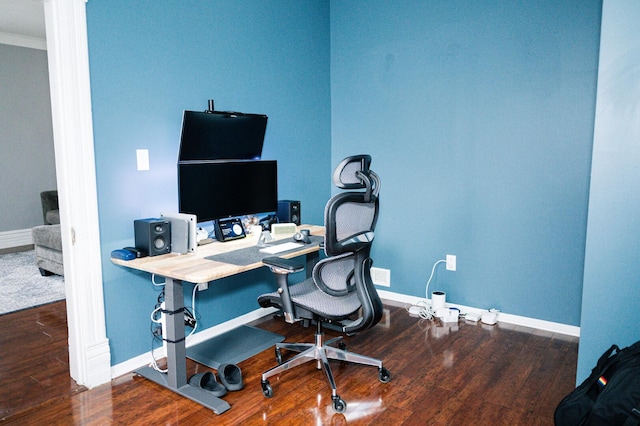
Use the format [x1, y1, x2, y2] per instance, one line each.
[178, 160, 278, 222]
[178, 110, 268, 161]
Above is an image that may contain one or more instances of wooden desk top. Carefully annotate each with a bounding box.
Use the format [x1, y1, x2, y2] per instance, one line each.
[111, 224, 323, 284]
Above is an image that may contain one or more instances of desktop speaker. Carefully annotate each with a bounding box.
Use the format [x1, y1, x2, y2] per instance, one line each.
[277, 200, 300, 225]
[134, 218, 171, 256]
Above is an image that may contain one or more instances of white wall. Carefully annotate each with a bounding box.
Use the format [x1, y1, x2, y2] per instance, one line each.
[578, 0, 640, 382]
[0, 43, 56, 234]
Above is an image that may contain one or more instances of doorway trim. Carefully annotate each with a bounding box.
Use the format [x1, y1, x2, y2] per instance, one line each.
[44, 0, 111, 387]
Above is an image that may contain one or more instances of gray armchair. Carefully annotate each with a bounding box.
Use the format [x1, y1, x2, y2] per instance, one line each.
[32, 190, 63, 276]
[257, 155, 391, 412]
[40, 190, 60, 225]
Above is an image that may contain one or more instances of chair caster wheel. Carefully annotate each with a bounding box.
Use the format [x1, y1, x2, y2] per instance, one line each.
[379, 367, 391, 383]
[338, 341, 347, 351]
[275, 347, 283, 364]
[261, 380, 273, 398]
[332, 395, 347, 413]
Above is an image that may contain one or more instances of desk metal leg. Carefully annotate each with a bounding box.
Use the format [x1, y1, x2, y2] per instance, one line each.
[165, 277, 186, 388]
[135, 277, 230, 414]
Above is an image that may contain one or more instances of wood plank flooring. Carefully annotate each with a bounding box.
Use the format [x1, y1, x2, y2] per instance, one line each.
[0, 300, 578, 425]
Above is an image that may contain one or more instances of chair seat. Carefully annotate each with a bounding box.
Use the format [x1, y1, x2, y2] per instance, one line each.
[258, 278, 361, 321]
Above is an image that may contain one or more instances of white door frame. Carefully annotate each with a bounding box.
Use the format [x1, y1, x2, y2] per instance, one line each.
[44, 0, 111, 387]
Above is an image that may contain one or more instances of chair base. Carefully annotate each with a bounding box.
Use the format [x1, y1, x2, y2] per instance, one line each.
[260, 323, 390, 412]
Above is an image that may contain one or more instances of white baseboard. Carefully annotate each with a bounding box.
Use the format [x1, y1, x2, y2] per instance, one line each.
[110, 306, 278, 379]
[83, 338, 112, 388]
[0, 228, 33, 250]
[377, 289, 580, 337]
[111, 290, 580, 379]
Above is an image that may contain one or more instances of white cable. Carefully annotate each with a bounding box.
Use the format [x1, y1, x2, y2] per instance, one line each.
[425, 259, 445, 301]
[149, 337, 168, 373]
[148, 275, 200, 371]
[150, 306, 162, 323]
[151, 274, 165, 286]
[149, 301, 167, 373]
[188, 283, 199, 337]
[405, 259, 446, 320]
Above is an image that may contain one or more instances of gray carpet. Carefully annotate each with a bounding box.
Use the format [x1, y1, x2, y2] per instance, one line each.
[0, 250, 65, 315]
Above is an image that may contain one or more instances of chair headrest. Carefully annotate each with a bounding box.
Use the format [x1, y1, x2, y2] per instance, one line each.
[332, 155, 379, 202]
[332, 155, 371, 188]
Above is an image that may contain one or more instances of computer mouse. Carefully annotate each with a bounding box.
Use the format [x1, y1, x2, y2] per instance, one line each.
[293, 229, 311, 244]
[111, 249, 136, 261]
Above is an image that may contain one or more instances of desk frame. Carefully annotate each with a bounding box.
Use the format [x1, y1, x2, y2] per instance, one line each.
[112, 225, 323, 414]
[135, 277, 232, 413]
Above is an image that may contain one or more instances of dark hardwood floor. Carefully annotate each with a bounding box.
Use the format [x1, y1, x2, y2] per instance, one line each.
[0, 300, 578, 425]
[0, 301, 85, 422]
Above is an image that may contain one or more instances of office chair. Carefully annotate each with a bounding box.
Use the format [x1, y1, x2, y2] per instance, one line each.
[258, 154, 391, 413]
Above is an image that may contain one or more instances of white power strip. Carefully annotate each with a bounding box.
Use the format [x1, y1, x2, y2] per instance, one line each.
[465, 312, 481, 322]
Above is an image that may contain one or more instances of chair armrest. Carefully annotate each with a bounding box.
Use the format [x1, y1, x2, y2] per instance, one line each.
[262, 256, 305, 273]
[262, 256, 304, 324]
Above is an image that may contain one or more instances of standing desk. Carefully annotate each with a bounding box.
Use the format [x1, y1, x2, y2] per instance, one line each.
[111, 224, 323, 414]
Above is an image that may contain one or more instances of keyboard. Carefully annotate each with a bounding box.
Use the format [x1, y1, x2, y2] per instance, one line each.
[259, 242, 304, 254]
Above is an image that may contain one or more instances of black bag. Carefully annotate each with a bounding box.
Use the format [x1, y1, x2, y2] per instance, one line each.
[555, 341, 640, 425]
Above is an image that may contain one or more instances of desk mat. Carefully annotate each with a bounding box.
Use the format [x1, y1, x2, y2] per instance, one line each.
[205, 235, 323, 266]
[186, 325, 285, 369]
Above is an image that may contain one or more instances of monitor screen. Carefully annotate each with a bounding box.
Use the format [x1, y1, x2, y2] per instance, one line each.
[178, 110, 268, 161]
[178, 160, 278, 222]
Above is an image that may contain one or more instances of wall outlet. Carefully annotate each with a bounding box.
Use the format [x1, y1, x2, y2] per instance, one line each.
[197, 282, 208, 291]
[136, 149, 149, 171]
[446, 254, 456, 271]
[371, 267, 391, 287]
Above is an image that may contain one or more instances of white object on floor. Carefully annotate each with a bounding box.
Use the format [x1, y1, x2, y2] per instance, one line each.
[481, 310, 499, 325]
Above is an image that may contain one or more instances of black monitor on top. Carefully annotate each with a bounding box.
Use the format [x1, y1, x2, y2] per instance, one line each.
[178, 110, 268, 161]
[178, 160, 278, 222]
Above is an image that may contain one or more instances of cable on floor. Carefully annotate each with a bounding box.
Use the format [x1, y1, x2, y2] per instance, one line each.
[404, 259, 446, 320]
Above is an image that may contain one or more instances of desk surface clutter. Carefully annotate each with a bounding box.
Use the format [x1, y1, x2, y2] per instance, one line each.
[111, 224, 323, 284]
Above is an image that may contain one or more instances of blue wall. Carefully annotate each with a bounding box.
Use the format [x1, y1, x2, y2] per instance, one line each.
[86, 1, 620, 374]
[86, 1, 331, 364]
[330, 1, 601, 325]
[578, 0, 640, 382]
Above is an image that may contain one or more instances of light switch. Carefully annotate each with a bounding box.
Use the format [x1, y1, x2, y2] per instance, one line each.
[136, 149, 149, 171]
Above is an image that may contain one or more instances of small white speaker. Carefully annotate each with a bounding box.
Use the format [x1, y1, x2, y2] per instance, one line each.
[271, 223, 297, 236]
